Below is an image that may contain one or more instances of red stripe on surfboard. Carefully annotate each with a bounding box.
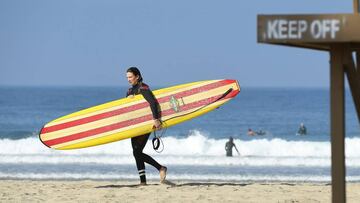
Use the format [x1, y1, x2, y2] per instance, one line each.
[41, 80, 236, 135]
[41, 102, 150, 134]
[43, 89, 239, 147]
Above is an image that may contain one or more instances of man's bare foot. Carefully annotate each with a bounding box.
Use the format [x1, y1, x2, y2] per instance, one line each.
[159, 166, 167, 183]
[139, 182, 147, 186]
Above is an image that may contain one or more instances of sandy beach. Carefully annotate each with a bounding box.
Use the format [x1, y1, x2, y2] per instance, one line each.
[0, 180, 359, 203]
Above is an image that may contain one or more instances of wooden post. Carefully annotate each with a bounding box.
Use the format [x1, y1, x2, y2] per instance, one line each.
[257, 4, 360, 203]
[357, 52, 360, 77]
[330, 45, 346, 203]
[344, 48, 360, 123]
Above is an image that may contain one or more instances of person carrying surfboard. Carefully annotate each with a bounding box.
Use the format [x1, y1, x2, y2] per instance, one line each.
[126, 67, 167, 185]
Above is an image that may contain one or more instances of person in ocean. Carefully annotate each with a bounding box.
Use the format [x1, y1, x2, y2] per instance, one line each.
[256, 130, 266, 136]
[297, 122, 307, 135]
[225, 136, 240, 157]
[126, 67, 167, 185]
[247, 128, 256, 136]
[248, 128, 266, 136]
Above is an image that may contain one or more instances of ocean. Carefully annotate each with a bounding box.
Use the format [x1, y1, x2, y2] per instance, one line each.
[0, 86, 359, 182]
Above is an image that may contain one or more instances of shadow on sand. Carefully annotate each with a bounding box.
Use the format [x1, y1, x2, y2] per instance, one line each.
[95, 180, 253, 189]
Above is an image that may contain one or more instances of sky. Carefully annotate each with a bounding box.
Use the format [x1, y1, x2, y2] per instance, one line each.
[0, 0, 355, 87]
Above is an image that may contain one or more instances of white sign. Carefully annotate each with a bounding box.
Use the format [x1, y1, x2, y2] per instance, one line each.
[266, 19, 340, 40]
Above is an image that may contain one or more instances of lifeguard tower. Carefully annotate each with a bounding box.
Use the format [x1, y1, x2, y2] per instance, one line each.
[257, 1, 360, 202]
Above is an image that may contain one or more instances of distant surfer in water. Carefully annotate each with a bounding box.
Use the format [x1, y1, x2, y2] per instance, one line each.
[126, 67, 167, 185]
[297, 122, 307, 135]
[225, 136, 240, 157]
[247, 128, 256, 136]
[247, 128, 266, 136]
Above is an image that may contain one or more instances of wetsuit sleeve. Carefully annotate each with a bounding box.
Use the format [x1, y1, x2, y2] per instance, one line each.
[233, 143, 239, 152]
[126, 88, 131, 97]
[140, 87, 160, 119]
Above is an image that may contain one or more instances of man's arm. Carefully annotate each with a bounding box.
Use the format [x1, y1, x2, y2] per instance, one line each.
[140, 87, 160, 120]
[234, 144, 240, 155]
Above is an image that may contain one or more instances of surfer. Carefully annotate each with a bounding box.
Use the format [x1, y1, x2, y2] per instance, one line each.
[256, 130, 266, 136]
[247, 128, 256, 136]
[225, 136, 240, 157]
[248, 128, 266, 136]
[126, 67, 167, 185]
[297, 122, 307, 135]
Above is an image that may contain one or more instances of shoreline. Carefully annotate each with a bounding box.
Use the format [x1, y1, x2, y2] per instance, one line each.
[3, 177, 360, 183]
[1, 179, 360, 202]
[1, 177, 360, 184]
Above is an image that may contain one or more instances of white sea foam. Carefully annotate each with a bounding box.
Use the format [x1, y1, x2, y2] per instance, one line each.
[0, 172, 360, 182]
[0, 130, 359, 167]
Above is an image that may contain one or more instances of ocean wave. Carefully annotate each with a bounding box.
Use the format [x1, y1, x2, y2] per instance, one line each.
[1, 154, 359, 167]
[0, 130, 359, 167]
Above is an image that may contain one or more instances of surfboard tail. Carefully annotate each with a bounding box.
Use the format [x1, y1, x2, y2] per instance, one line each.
[39, 126, 51, 148]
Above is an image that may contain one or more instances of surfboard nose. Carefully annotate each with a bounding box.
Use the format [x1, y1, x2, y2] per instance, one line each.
[223, 79, 241, 97]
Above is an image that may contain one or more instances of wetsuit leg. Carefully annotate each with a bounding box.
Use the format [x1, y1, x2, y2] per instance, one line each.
[131, 133, 162, 183]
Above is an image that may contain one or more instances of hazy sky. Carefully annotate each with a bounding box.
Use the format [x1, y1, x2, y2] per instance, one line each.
[0, 0, 354, 87]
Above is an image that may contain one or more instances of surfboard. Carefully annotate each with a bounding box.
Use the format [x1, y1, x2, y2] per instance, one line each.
[39, 79, 240, 150]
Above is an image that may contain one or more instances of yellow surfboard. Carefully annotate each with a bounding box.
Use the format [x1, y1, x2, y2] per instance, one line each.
[39, 79, 240, 150]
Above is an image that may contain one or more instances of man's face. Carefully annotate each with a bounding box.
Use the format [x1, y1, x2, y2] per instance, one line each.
[127, 72, 139, 86]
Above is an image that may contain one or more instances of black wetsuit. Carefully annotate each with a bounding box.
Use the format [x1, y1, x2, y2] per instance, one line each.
[225, 141, 236, 157]
[126, 82, 162, 183]
[297, 126, 307, 135]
